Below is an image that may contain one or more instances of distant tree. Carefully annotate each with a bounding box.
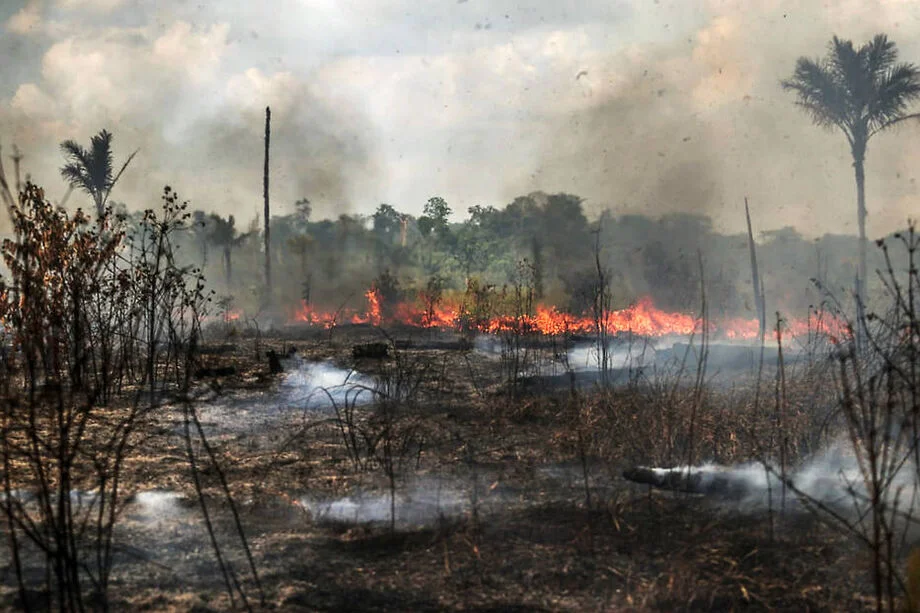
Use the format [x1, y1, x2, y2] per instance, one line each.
[418, 196, 451, 240]
[373, 204, 402, 243]
[783, 34, 920, 335]
[451, 208, 496, 280]
[59, 129, 136, 219]
[294, 197, 312, 226]
[372, 204, 408, 273]
[336, 213, 365, 250]
[191, 210, 210, 268]
[208, 213, 243, 285]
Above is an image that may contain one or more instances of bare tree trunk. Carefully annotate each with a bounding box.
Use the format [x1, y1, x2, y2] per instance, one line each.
[224, 246, 232, 285]
[89, 179, 106, 220]
[854, 150, 868, 350]
[263, 106, 272, 299]
[592, 228, 609, 383]
[745, 197, 765, 339]
[10, 145, 22, 194]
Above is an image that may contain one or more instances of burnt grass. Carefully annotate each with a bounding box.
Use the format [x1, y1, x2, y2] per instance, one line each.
[0, 324, 882, 611]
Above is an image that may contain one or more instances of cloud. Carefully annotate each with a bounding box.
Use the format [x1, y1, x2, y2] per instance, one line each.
[5, 0, 42, 35]
[152, 21, 230, 83]
[55, 0, 124, 11]
[0, 14, 378, 228]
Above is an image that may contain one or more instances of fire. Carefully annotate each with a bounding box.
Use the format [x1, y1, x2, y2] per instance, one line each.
[483, 299, 703, 337]
[362, 286, 382, 326]
[289, 286, 849, 342]
[291, 301, 340, 328]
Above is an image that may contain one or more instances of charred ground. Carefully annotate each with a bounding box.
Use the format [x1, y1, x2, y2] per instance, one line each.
[0, 320, 881, 612]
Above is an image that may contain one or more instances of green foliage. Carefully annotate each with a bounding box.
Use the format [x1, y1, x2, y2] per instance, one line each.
[418, 196, 451, 240]
[101, 185, 900, 322]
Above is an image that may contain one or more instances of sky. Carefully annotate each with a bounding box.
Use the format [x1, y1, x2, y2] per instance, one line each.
[2, 0, 920, 237]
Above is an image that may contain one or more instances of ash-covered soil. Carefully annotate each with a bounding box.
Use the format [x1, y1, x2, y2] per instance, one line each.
[0, 326, 881, 611]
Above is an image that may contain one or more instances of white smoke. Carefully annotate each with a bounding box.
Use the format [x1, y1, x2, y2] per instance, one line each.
[281, 359, 376, 412]
[646, 439, 920, 521]
[132, 490, 187, 520]
[301, 478, 468, 527]
[566, 338, 665, 372]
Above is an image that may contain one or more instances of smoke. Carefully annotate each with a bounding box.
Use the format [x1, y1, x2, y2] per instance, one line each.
[301, 477, 469, 528]
[0, 17, 380, 230]
[188, 360, 376, 439]
[566, 338, 664, 373]
[131, 490, 188, 522]
[281, 359, 377, 412]
[5, 2, 920, 239]
[530, 61, 723, 222]
[525, 4, 920, 239]
[644, 438, 920, 522]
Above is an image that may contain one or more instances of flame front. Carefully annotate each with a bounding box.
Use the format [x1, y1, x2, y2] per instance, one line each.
[288, 287, 848, 342]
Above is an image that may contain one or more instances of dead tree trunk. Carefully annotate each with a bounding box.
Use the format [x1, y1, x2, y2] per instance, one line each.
[745, 197, 765, 339]
[263, 106, 272, 299]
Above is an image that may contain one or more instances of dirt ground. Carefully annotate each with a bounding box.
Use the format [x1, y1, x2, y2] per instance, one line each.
[0, 325, 886, 611]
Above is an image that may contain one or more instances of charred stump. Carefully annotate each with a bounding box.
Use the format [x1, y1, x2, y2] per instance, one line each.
[266, 349, 283, 374]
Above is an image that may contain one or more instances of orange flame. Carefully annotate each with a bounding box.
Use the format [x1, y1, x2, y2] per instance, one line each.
[288, 287, 849, 342]
[359, 286, 382, 326]
[291, 301, 340, 328]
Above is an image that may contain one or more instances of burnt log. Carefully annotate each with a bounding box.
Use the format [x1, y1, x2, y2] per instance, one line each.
[623, 466, 758, 499]
[353, 342, 389, 359]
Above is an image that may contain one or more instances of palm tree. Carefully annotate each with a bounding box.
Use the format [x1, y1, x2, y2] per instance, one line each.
[782, 34, 920, 339]
[60, 129, 137, 219]
[208, 213, 243, 285]
[191, 210, 211, 269]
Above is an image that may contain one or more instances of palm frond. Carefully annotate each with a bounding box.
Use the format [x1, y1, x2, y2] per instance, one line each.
[60, 163, 94, 195]
[829, 36, 872, 118]
[865, 34, 898, 81]
[107, 148, 138, 198]
[782, 57, 850, 131]
[869, 63, 920, 132]
[88, 129, 114, 193]
[60, 140, 91, 175]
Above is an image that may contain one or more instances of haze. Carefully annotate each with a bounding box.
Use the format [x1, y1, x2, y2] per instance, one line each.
[2, 0, 920, 237]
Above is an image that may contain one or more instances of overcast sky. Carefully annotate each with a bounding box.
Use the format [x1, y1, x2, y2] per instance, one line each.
[2, 0, 920, 237]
